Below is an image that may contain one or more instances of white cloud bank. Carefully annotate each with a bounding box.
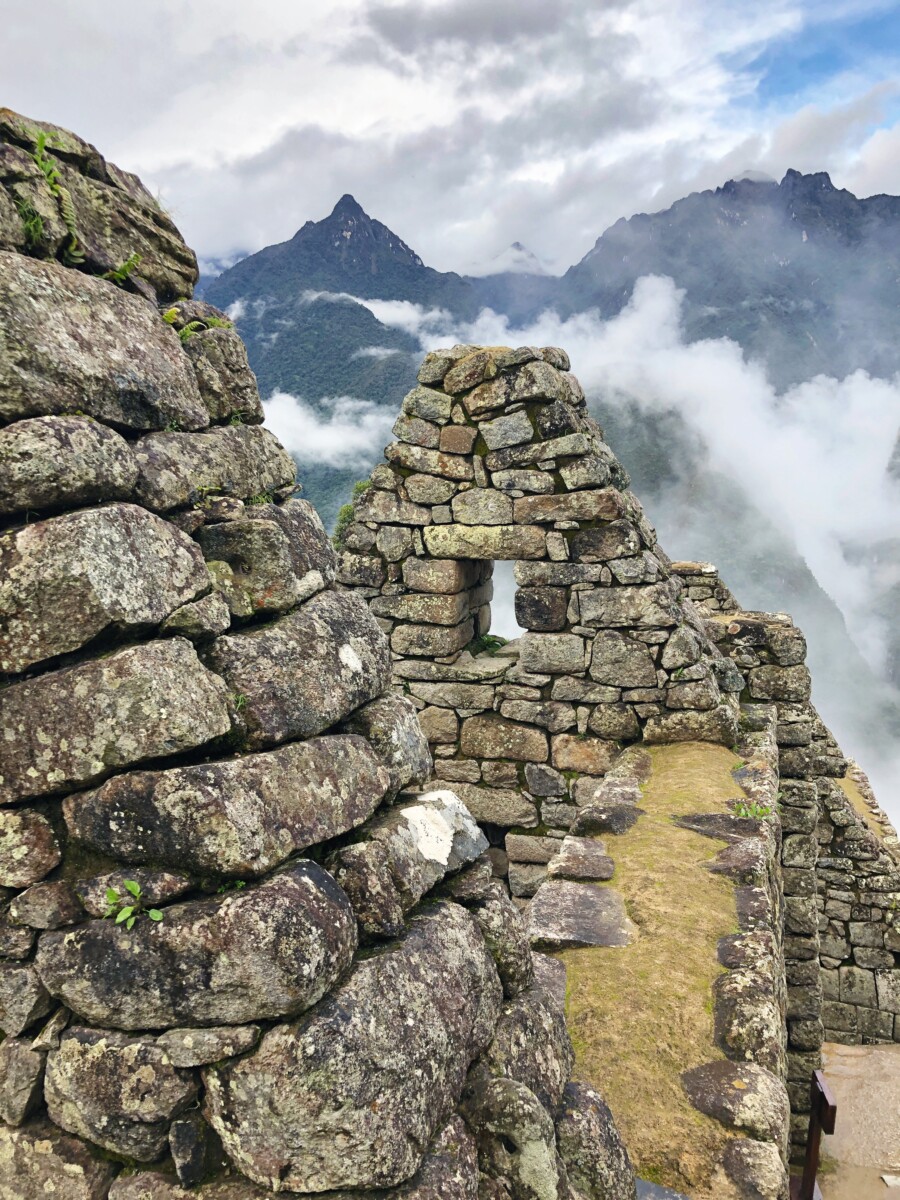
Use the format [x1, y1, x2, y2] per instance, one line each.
[263, 391, 396, 469]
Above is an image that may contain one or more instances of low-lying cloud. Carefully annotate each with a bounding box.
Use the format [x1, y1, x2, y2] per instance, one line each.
[310, 279, 900, 817]
[263, 390, 396, 470]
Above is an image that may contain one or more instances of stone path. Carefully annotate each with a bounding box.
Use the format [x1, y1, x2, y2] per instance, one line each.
[819, 1042, 900, 1199]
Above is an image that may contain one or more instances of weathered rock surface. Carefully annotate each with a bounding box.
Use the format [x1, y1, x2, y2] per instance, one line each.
[35, 864, 357, 1029]
[681, 1061, 789, 1143]
[339, 692, 432, 792]
[0, 809, 60, 889]
[0, 1037, 45, 1126]
[0, 252, 207, 430]
[0, 503, 209, 672]
[44, 1027, 198, 1160]
[75, 869, 192, 918]
[203, 902, 502, 1192]
[555, 1081, 637, 1200]
[183, 327, 264, 424]
[156, 1026, 261, 1069]
[108, 1174, 267, 1199]
[547, 837, 615, 882]
[0, 415, 138, 516]
[0, 1117, 118, 1199]
[0, 637, 232, 802]
[133, 425, 296, 512]
[528, 881, 637, 950]
[480, 984, 574, 1113]
[0, 965, 52, 1036]
[330, 791, 488, 937]
[198, 499, 334, 618]
[65, 734, 390, 877]
[461, 1074, 568, 1200]
[204, 589, 391, 748]
[471, 881, 535, 998]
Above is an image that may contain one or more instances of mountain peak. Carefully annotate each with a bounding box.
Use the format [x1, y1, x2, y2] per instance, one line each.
[331, 194, 367, 220]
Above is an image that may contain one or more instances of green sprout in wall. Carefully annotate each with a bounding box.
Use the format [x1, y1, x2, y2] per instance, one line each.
[333, 479, 373, 546]
[31, 131, 85, 267]
[104, 880, 163, 929]
[103, 252, 142, 285]
[733, 800, 772, 820]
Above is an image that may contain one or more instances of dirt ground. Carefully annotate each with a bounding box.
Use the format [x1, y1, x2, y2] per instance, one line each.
[561, 742, 746, 1196]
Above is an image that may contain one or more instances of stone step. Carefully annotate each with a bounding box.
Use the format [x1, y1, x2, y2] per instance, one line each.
[548, 835, 615, 882]
[528, 879, 636, 950]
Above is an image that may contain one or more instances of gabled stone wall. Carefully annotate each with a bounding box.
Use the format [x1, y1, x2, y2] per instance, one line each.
[0, 112, 638, 1200]
[337, 345, 746, 851]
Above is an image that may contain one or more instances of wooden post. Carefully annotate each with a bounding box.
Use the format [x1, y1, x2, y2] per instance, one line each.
[790, 1070, 837, 1200]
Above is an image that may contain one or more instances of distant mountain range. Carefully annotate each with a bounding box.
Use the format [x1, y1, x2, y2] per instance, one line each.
[201, 171, 900, 808]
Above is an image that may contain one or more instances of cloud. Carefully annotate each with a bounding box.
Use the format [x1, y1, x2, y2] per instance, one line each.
[262, 390, 396, 469]
[323, 277, 900, 816]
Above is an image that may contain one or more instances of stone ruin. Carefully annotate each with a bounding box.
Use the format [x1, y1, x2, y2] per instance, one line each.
[1, 107, 899, 1200]
[0, 110, 638, 1199]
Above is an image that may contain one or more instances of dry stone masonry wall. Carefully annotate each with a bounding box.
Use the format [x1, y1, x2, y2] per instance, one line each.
[336, 343, 747, 861]
[674, 563, 900, 1155]
[0, 111, 639, 1200]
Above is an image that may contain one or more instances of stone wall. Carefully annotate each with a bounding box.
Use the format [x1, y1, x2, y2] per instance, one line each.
[336, 345, 746, 866]
[0, 112, 638, 1200]
[675, 563, 900, 1155]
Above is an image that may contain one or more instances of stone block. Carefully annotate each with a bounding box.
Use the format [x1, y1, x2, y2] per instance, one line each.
[372, 591, 469, 626]
[451, 488, 513, 525]
[401, 384, 453, 423]
[335, 551, 385, 587]
[423, 524, 545, 560]
[524, 763, 566, 796]
[499, 700, 576, 732]
[589, 630, 657, 687]
[514, 586, 568, 631]
[505, 834, 562, 864]
[642, 705, 737, 745]
[492, 469, 555, 493]
[748, 665, 812, 702]
[409, 681, 495, 711]
[418, 706, 459, 745]
[519, 632, 586, 674]
[439, 424, 477, 454]
[0, 415, 138, 517]
[392, 413, 440, 449]
[386, 442, 475, 481]
[0, 1118, 118, 1197]
[551, 734, 617, 774]
[0, 252, 207, 431]
[587, 704, 641, 740]
[405, 473, 458, 504]
[460, 714, 548, 763]
[479, 410, 533, 450]
[508, 862, 548, 898]
[513, 489, 627, 524]
[0, 638, 232, 803]
[0, 809, 61, 889]
[134, 425, 296, 511]
[391, 618, 474, 657]
[578, 582, 680, 629]
[354, 487, 431, 526]
[875, 970, 900, 1014]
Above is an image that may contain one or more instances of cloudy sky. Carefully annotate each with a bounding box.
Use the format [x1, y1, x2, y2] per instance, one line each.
[5, 0, 900, 271]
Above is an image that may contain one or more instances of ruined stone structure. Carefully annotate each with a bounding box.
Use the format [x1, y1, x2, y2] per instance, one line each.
[0, 111, 639, 1200]
[335, 344, 744, 838]
[681, 574, 900, 1153]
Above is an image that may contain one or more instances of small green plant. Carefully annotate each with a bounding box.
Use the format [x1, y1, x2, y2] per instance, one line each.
[31, 131, 85, 267]
[216, 880, 247, 894]
[332, 479, 373, 547]
[163, 420, 182, 432]
[104, 880, 163, 930]
[178, 320, 206, 342]
[176, 315, 234, 343]
[14, 197, 44, 250]
[103, 252, 142, 285]
[162, 306, 179, 325]
[246, 491, 275, 506]
[733, 800, 772, 820]
[467, 633, 508, 656]
[228, 412, 246, 426]
[233, 693, 248, 712]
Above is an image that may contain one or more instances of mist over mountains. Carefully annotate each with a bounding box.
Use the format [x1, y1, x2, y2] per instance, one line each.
[202, 171, 900, 817]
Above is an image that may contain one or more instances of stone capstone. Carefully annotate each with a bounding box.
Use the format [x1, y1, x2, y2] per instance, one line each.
[528, 881, 637, 950]
[64, 734, 390, 877]
[0, 503, 210, 673]
[0, 415, 138, 517]
[0, 637, 233, 802]
[44, 1027, 198, 1160]
[0, 252, 207, 430]
[35, 863, 357, 1030]
[203, 589, 391, 749]
[202, 902, 502, 1192]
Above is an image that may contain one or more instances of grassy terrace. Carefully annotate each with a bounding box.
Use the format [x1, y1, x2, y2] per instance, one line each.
[561, 743, 745, 1196]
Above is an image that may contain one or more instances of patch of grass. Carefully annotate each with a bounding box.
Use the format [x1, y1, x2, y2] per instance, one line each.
[560, 742, 744, 1197]
[836, 775, 881, 836]
[733, 800, 772, 819]
[466, 633, 508, 656]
